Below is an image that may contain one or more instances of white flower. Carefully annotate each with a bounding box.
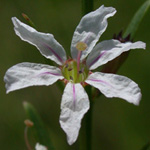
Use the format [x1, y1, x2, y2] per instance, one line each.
[4, 5, 146, 145]
[35, 143, 47, 150]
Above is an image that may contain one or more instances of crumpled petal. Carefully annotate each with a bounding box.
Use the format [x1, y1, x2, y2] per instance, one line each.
[71, 5, 116, 61]
[35, 143, 47, 150]
[86, 72, 142, 105]
[12, 17, 67, 65]
[4, 62, 64, 93]
[86, 39, 146, 70]
[59, 82, 89, 145]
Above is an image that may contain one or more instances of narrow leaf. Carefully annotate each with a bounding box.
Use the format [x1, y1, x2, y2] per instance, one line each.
[124, 0, 150, 38]
[23, 101, 54, 150]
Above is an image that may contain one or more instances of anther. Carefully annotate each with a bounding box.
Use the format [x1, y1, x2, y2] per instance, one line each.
[68, 68, 73, 71]
[76, 42, 87, 51]
[79, 70, 83, 74]
[79, 67, 84, 74]
[24, 119, 34, 127]
[70, 76, 73, 80]
[65, 64, 68, 68]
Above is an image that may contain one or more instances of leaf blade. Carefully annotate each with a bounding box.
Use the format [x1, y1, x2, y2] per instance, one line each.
[124, 0, 150, 38]
[23, 101, 54, 150]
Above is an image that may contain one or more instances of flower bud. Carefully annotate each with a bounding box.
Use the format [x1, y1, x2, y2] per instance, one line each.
[24, 119, 34, 127]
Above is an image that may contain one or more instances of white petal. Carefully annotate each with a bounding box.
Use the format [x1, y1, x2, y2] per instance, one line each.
[35, 143, 47, 150]
[87, 39, 146, 70]
[86, 72, 142, 105]
[4, 62, 64, 93]
[59, 82, 89, 145]
[12, 17, 67, 65]
[71, 5, 116, 61]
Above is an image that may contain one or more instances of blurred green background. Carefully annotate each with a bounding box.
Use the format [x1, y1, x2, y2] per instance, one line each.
[0, 0, 150, 150]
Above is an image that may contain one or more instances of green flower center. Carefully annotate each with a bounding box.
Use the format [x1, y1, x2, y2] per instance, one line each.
[62, 60, 89, 83]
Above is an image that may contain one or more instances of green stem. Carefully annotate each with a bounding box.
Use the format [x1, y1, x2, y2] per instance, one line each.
[82, 0, 94, 15]
[79, 86, 93, 150]
[79, 0, 94, 149]
[85, 86, 93, 150]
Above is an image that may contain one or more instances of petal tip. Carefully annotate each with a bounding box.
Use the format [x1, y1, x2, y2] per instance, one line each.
[134, 93, 142, 106]
[11, 17, 18, 26]
[6, 90, 10, 94]
[143, 43, 146, 49]
[136, 41, 146, 50]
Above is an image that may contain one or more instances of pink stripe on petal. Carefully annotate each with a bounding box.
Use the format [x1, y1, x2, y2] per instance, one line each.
[88, 51, 106, 68]
[42, 42, 64, 63]
[38, 71, 62, 76]
[87, 78, 114, 88]
[73, 84, 76, 110]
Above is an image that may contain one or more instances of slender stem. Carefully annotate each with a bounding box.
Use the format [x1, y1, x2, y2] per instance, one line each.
[79, 86, 93, 150]
[82, 0, 94, 15]
[24, 126, 32, 150]
[85, 86, 93, 150]
[79, 0, 94, 150]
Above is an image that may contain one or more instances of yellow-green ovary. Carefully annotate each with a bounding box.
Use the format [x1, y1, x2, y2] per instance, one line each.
[62, 60, 89, 83]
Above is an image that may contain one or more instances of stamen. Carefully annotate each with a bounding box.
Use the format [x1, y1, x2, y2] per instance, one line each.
[76, 42, 87, 51]
[68, 68, 73, 71]
[79, 70, 83, 74]
[61, 60, 89, 83]
[65, 64, 68, 68]
[70, 76, 73, 80]
[79, 67, 84, 73]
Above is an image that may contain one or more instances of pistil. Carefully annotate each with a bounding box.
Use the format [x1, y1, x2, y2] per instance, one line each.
[61, 59, 89, 83]
[76, 42, 87, 77]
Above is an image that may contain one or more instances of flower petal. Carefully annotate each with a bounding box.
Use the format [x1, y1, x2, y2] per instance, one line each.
[35, 143, 47, 150]
[71, 5, 116, 61]
[59, 82, 89, 145]
[12, 17, 67, 65]
[87, 39, 146, 70]
[86, 72, 142, 105]
[4, 62, 64, 93]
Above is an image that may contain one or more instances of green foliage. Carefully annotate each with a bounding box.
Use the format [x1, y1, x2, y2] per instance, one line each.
[23, 101, 54, 150]
[124, 0, 150, 38]
[141, 142, 150, 150]
[82, 0, 93, 15]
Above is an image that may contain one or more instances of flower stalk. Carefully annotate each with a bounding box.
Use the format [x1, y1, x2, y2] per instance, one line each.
[24, 126, 32, 150]
[24, 119, 34, 150]
[80, 0, 94, 149]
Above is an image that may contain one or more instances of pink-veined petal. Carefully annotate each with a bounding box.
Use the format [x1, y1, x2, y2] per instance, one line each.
[86, 72, 142, 105]
[12, 17, 67, 65]
[59, 82, 89, 145]
[4, 62, 64, 93]
[87, 39, 146, 70]
[71, 5, 116, 61]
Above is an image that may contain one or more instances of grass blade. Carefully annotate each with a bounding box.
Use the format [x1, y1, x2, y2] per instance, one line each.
[23, 101, 54, 150]
[124, 0, 150, 38]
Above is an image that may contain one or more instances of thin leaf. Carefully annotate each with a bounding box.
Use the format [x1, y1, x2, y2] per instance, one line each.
[23, 101, 54, 150]
[124, 0, 150, 38]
